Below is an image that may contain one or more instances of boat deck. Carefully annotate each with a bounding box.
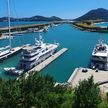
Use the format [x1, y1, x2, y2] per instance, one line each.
[68, 67, 108, 93]
[0, 46, 22, 60]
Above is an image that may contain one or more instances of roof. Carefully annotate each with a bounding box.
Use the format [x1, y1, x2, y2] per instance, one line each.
[92, 43, 108, 57]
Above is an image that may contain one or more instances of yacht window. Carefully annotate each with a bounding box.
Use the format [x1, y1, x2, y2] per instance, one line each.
[34, 47, 41, 50]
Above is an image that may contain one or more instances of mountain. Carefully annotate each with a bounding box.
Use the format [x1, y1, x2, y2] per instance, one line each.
[25, 16, 62, 21]
[0, 16, 62, 22]
[75, 8, 108, 21]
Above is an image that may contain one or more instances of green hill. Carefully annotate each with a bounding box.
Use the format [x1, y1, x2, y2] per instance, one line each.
[75, 8, 108, 21]
[0, 16, 62, 22]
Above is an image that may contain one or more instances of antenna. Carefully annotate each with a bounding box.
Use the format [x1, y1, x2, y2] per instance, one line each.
[7, 0, 11, 50]
[38, 32, 43, 41]
[98, 33, 103, 44]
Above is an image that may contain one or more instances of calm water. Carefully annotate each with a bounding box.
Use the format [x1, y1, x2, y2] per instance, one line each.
[96, 22, 108, 26]
[0, 21, 48, 27]
[0, 22, 108, 82]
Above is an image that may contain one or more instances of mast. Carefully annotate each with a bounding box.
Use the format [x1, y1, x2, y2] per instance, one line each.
[7, 0, 11, 50]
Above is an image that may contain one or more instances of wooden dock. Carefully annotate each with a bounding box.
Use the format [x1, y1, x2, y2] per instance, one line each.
[28, 48, 68, 72]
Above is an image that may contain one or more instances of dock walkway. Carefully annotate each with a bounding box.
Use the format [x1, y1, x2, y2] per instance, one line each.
[28, 48, 68, 72]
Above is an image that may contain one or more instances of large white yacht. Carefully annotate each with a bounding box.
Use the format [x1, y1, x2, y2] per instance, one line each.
[18, 34, 59, 71]
[90, 39, 108, 70]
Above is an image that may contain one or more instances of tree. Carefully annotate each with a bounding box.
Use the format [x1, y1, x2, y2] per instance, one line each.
[0, 31, 2, 37]
[0, 72, 73, 108]
[85, 21, 92, 25]
[72, 76, 101, 108]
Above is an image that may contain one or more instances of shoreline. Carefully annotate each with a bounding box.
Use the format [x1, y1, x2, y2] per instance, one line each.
[72, 21, 108, 33]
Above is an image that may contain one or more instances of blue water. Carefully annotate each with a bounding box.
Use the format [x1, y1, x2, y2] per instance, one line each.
[0, 22, 108, 82]
[0, 21, 48, 27]
[96, 22, 108, 26]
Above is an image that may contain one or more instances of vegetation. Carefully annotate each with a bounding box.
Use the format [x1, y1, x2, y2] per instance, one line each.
[73, 21, 108, 33]
[1, 73, 108, 108]
[72, 76, 101, 108]
[73, 21, 96, 28]
[75, 8, 108, 21]
[0, 16, 62, 22]
[0, 31, 2, 37]
[0, 73, 73, 108]
[73, 8, 108, 33]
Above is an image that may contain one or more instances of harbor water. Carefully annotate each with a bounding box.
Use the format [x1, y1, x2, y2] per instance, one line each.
[0, 21, 48, 27]
[0, 22, 108, 82]
[96, 22, 108, 26]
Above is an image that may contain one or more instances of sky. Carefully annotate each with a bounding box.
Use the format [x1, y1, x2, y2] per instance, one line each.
[0, 0, 108, 19]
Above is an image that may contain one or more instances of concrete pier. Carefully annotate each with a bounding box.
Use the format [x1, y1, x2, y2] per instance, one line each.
[68, 67, 108, 93]
[0, 21, 64, 32]
[28, 48, 68, 72]
[67, 68, 79, 84]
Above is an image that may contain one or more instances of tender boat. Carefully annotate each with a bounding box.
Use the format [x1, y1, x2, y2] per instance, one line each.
[90, 39, 108, 70]
[4, 67, 23, 76]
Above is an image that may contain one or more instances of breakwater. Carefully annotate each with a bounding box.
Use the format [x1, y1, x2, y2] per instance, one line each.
[0, 21, 65, 33]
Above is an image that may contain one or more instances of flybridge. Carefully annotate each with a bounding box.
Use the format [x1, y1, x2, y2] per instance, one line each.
[90, 39, 108, 70]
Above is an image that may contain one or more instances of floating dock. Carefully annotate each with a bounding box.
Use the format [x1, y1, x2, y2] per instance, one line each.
[68, 67, 108, 93]
[0, 46, 22, 60]
[28, 48, 68, 72]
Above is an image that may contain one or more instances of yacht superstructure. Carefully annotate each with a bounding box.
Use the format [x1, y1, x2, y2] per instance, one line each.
[90, 39, 108, 70]
[19, 34, 59, 71]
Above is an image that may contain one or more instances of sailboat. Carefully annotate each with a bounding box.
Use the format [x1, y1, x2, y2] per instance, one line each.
[0, 0, 22, 60]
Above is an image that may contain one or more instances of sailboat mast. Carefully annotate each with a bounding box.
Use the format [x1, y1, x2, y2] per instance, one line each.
[7, 0, 11, 50]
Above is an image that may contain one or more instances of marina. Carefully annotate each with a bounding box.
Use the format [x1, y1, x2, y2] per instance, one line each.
[1, 0, 108, 107]
[3, 33, 62, 76]
[1, 23, 108, 82]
